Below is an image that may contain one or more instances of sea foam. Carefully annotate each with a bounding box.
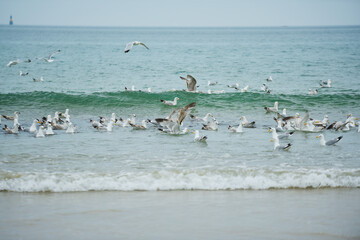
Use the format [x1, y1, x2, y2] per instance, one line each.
[1, 168, 359, 192]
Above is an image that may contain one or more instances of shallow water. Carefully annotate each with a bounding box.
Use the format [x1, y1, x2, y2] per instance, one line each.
[0, 25, 360, 192]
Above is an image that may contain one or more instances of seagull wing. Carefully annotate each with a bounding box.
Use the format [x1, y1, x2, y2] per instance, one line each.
[177, 102, 196, 125]
[139, 42, 149, 49]
[124, 42, 134, 53]
[48, 50, 60, 59]
[326, 136, 343, 146]
[186, 75, 197, 91]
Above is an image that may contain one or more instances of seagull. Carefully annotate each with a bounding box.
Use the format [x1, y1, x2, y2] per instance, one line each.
[202, 118, 219, 131]
[124, 41, 149, 53]
[2, 111, 20, 121]
[33, 77, 44, 82]
[118, 117, 131, 127]
[66, 122, 77, 133]
[264, 101, 279, 113]
[51, 119, 67, 130]
[156, 102, 196, 134]
[208, 81, 218, 86]
[2, 124, 19, 134]
[189, 113, 213, 122]
[19, 71, 29, 76]
[208, 89, 225, 94]
[90, 119, 103, 128]
[160, 97, 179, 106]
[227, 83, 240, 89]
[94, 121, 114, 132]
[266, 76, 273, 82]
[7, 60, 20, 67]
[316, 134, 342, 146]
[180, 75, 197, 92]
[308, 89, 318, 95]
[268, 127, 294, 139]
[125, 85, 136, 91]
[36, 126, 46, 138]
[240, 116, 255, 128]
[235, 85, 249, 92]
[193, 130, 207, 142]
[320, 79, 332, 88]
[45, 123, 55, 135]
[261, 83, 269, 92]
[129, 120, 147, 130]
[228, 123, 243, 133]
[43, 50, 61, 62]
[312, 115, 329, 128]
[270, 137, 292, 151]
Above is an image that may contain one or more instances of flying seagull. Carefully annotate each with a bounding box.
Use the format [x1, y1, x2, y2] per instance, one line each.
[7, 60, 21, 67]
[44, 50, 61, 62]
[180, 75, 197, 92]
[124, 41, 149, 53]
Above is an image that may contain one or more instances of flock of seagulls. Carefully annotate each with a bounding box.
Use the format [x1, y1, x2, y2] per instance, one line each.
[2, 88, 358, 148]
[4, 40, 357, 149]
[1, 109, 77, 138]
[6, 49, 61, 82]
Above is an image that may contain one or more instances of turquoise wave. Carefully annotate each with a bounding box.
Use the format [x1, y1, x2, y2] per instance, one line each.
[0, 91, 359, 112]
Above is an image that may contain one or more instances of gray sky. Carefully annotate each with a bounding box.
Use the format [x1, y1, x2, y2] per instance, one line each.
[1, 0, 359, 27]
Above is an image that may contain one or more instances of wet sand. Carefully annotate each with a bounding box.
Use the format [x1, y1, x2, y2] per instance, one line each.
[1, 189, 359, 240]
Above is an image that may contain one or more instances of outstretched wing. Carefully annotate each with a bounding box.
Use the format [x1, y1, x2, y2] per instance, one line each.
[186, 75, 197, 91]
[48, 50, 60, 59]
[177, 102, 196, 125]
[139, 42, 149, 49]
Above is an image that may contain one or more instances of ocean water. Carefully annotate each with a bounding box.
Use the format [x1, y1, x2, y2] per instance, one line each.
[0, 25, 360, 238]
[1, 25, 359, 192]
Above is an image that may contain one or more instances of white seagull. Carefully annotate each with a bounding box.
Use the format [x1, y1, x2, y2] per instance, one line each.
[228, 123, 243, 133]
[19, 71, 29, 76]
[208, 81, 218, 86]
[43, 50, 61, 62]
[320, 79, 332, 88]
[124, 41, 149, 53]
[190, 113, 213, 122]
[266, 76, 273, 82]
[308, 89, 318, 95]
[193, 130, 207, 142]
[264, 101, 279, 113]
[33, 77, 44, 82]
[270, 137, 292, 151]
[160, 97, 179, 106]
[316, 134, 343, 146]
[36, 126, 46, 138]
[7, 60, 21, 67]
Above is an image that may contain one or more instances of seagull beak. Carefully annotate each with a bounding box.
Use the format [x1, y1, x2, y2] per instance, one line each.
[356, 118, 359, 120]
[268, 129, 272, 133]
[270, 139, 274, 142]
[316, 136, 320, 138]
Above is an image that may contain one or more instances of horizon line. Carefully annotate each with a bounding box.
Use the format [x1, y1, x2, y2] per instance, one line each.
[1, 24, 359, 28]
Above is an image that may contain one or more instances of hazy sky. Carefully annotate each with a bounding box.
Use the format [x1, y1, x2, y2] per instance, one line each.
[1, 0, 359, 27]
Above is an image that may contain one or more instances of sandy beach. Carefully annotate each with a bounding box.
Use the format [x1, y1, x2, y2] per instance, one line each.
[1, 189, 359, 240]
